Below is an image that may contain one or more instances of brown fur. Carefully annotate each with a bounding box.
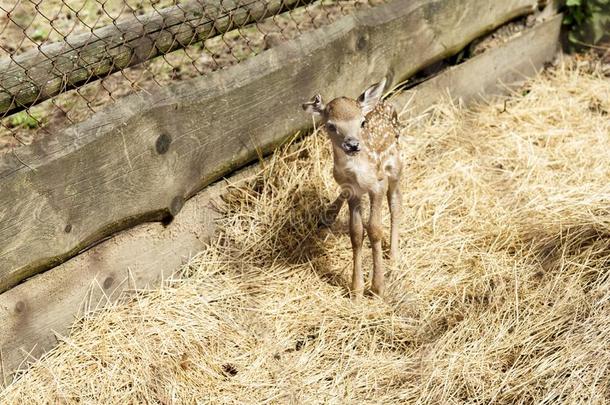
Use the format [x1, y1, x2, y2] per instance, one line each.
[325, 97, 362, 121]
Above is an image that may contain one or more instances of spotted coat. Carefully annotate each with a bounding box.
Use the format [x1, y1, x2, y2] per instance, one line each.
[360, 102, 402, 179]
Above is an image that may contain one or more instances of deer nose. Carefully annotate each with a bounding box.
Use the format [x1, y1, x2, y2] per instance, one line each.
[342, 138, 360, 154]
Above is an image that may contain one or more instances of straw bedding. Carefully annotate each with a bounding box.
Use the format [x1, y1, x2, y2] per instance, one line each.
[1, 54, 609, 404]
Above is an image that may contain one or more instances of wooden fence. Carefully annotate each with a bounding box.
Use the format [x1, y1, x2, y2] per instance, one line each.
[0, 0, 562, 381]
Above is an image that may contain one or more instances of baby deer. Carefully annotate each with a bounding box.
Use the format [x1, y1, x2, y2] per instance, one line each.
[303, 78, 402, 299]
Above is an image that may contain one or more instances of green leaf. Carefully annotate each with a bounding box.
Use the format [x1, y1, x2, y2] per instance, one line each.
[31, 28, 48, 41]
[566, 0, 582, 6]
[568, 30, 580, 43]
[573, 9, 587, 25]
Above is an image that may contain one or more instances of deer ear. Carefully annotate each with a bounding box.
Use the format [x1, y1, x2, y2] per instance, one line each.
[358, 78, 387, 115]
[302, 94, 325, 116]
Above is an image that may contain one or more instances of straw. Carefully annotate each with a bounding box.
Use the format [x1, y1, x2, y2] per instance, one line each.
[1, 53, 609, 404]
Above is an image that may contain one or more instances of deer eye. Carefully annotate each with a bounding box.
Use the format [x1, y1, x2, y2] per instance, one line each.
[361, 120, 366, 128]
[326, 123, 336, 133]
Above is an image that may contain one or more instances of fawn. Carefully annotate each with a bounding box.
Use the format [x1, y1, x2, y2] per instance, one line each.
[302, 78, 402, 299]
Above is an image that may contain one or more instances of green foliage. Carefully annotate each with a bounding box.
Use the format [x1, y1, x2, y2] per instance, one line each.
[9, 111, 41, 129]
[31, 28, 48, 42]
[563, 0, 610, 50]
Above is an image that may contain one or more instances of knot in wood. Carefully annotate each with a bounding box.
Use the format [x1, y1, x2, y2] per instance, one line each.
[155, 133, 172, 155]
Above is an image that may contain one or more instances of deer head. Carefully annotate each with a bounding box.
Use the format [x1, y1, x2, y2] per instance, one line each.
[302, 78, 386, 156]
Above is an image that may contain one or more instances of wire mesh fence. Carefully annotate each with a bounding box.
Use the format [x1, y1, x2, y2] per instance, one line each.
[0, 0, 383, 154]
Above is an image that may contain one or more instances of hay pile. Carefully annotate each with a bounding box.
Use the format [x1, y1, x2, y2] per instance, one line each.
[2, 55, 609, 403]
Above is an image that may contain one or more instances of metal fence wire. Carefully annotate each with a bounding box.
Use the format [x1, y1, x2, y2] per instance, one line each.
[0, 0, 383, 154]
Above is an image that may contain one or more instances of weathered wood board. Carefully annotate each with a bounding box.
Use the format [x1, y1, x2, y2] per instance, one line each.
[389, 15, 563, 114]
[0, 0, 317, 116]
[0, 0, 539, 294]
[0, 12, 562, 382]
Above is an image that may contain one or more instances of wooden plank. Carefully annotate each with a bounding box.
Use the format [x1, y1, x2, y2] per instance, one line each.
[0, 0, 316, 116]
[389, 14, 563, 114]
[0, 0, 538, 293]
[0, 11, 562, 383]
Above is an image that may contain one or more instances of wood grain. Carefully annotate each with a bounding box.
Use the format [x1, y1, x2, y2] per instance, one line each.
[390, 15, 563, 115]
[0, 0, 538, 293]
[0, 11, 562, 383]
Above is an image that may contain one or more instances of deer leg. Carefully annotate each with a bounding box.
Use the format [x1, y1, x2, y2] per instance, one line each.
[319, 193, 346, 228]
[387, 178, 402, 263]
[368, 191, 385, 297]
[348, 197, 364, 300]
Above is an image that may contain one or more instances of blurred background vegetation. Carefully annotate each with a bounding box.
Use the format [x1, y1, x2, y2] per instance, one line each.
[563, 0, 610, 50]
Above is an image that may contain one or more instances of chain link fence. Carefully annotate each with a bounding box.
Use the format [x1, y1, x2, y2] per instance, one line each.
[0, 0, 383, 154]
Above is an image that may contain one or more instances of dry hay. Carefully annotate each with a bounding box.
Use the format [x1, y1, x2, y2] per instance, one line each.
[1, 54, 610, 404]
